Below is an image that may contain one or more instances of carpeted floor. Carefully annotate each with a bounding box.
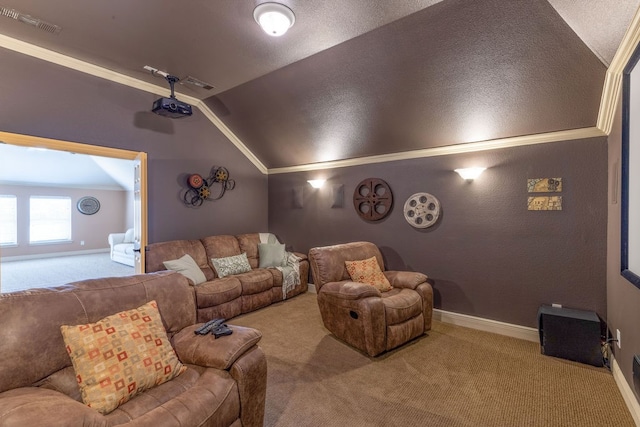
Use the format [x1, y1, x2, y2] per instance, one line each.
[0, 252, 134, 293]
[232, 292, 635, 427]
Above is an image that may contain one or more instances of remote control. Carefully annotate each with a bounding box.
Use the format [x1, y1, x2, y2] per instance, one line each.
[194, 318, 225, 335]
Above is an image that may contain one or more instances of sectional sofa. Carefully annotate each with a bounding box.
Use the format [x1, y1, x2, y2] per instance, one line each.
[0, 271, 267, 426]
[145, 233, 309, 322]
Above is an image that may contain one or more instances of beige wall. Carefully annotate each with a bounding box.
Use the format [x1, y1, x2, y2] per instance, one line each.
[0, 184, 128, 258]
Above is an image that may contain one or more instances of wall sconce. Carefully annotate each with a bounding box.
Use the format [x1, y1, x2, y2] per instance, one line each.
[454, 167, 486, 181]
[253, 3, 295, 37]
[307, 179, 326, 189]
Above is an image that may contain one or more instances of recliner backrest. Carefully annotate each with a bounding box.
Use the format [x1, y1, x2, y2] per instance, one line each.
[308, 241, 384, 291]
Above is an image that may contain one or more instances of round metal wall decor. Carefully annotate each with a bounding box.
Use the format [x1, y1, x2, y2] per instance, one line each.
[77, 196, 100, 215]
[353, 178, 393, 221]
[403, 193, 440, 228]
[184, 166, 235, 207]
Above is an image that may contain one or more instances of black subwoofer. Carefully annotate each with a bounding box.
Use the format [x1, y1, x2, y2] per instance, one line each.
[537, 305, 603, 367]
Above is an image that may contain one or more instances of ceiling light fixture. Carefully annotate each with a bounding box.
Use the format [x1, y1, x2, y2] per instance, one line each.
[454, 167, 486, 181]
[253, 2, 295, 37]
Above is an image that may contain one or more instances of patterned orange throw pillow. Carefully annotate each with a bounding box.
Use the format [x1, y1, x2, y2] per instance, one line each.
[60, 300, 186, 414]
[345, 256, 392, 291]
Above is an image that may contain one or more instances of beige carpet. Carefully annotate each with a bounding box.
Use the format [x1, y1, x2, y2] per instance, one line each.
[1, 252, 134, 293]
[232, 292, 634, 427]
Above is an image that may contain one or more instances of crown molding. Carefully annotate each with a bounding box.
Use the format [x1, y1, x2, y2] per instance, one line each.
[267, 127, 605, 174]
[597, 5, 640, 134]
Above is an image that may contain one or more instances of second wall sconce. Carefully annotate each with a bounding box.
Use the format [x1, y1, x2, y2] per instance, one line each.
[307, 179, 326, 189]
[454, 167, 486, 181]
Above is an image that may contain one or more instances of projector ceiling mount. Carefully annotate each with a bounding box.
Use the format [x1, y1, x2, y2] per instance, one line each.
[144, 65, 193, 119]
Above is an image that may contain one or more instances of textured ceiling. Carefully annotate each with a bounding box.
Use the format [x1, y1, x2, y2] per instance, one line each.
[0, 0, 638, 170]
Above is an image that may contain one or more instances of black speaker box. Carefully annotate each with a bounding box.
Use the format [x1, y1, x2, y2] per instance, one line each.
[537, 305, 603, 367]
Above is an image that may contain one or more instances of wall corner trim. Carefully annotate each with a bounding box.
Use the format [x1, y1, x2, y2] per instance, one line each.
[598, 4, 640, 135]
[612, 356, 640, 425]
[0, 34, 268, 175]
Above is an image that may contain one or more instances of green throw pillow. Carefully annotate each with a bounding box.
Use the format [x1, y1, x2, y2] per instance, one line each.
[163, 254, 207, 285]
[258, 243, 287, 268]
[211, 253, 252, 278]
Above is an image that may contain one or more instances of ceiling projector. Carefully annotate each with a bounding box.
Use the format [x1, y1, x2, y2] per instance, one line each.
[152, 75, 192, 119]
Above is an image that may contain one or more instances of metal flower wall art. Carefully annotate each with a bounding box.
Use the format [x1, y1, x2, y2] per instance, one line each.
[184, 166, 236, 206]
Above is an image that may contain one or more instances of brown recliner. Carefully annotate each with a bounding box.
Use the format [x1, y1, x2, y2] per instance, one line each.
[308, 241, 433, 357]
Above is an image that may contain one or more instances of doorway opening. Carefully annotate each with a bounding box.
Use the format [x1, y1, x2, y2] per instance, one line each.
[0, 131, 147, 292]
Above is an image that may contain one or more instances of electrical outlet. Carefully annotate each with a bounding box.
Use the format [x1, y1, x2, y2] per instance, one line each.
[617, 329, 621, 349]
[80, 240, 85, 246]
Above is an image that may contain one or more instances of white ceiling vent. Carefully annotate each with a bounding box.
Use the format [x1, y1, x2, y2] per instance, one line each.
[0, 6, 62, 35]
[180, 76, 215, 91]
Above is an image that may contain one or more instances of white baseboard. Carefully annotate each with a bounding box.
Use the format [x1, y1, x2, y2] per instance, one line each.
[2, 248, 109, 262]
[612, 356, 640, 426]
[433, 308, 539, 342]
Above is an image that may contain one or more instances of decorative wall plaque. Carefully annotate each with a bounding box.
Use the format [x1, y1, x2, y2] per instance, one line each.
[353, 178, 393, 221]
[403, 193, 441, 228]
[527, 196, 562, 211]
[528, 178, 562, 193]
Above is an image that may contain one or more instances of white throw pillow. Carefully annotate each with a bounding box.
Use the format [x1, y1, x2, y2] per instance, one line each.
[163, 254, 207, 285]
[123, 228, 135, 243]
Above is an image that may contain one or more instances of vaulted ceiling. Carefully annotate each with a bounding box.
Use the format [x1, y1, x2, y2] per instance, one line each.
[0, 0, 639, 171]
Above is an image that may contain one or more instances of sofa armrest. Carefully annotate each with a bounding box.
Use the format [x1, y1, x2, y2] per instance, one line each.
[108, 232, 126, 247]
[292, 251, 308, 261]
[0, 387, 102, 426]
[384, 271, 428, 290]
[318, 280, 381, 300]
[172, 325, 262, 370]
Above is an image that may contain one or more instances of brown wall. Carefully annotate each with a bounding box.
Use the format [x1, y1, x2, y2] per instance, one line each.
[0, 184, 127, 257]
[607, 96, 640, 397]
[0, 49, 268, 244]
[268, 137, 608, 328]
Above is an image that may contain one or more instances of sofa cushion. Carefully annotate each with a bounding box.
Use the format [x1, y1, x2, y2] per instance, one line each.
[163, 254, 207, 285]
[201, 235, 242, 262]
[234, 269, 274, 295]
[258, 243, 286, 268]
[195, 277, 243, 308]
[345, 256, 392, 292]
[211, 253, 252, 278]
[236, 233, 261, 269]
[60, 300, 186, 414]
[113, 243, 135, 255]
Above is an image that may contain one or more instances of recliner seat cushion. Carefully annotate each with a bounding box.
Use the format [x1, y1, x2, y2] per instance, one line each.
[381, 289, 423, 325]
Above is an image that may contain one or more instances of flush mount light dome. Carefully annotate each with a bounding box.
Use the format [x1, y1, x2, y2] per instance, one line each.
[253, 2, 295, 37]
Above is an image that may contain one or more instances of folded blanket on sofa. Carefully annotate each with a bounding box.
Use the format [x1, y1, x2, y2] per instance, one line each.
[259, 233, 301, 299]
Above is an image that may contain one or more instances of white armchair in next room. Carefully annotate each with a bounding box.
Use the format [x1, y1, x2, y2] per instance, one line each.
[108, 228, 136, 267]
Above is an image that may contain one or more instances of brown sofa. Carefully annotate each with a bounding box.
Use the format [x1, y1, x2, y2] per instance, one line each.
[309, 241, 433, 357]
[145, 233, 309, 323]
[0, 271, 267, 427]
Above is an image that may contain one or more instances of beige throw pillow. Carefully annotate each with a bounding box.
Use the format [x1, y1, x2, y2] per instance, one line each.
[60, 301, 186, 414]
[345, 256, 392, 291]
